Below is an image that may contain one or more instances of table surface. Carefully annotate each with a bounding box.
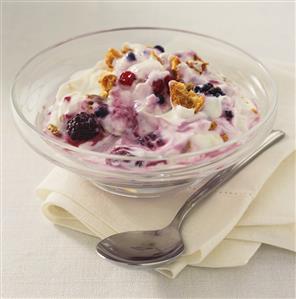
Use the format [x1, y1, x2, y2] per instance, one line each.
[2, 2, 295, 298]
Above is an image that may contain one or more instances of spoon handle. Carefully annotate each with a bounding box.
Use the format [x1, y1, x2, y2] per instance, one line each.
[170, 130, 285, 229]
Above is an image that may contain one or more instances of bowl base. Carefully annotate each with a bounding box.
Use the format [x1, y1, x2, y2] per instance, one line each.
[89, 180, 195, 198]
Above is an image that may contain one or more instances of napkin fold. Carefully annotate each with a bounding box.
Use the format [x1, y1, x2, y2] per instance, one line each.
[36, 62, 295, 279]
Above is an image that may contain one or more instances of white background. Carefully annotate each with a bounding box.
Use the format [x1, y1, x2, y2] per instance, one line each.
[2, 1, 295, 298]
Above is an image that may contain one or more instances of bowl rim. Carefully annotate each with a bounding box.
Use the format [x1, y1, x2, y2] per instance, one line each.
[11, 26, 278, 162]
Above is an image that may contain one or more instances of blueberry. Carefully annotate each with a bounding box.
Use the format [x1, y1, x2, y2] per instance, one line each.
[194, 85, 202, 93]
[95, 104, 109, 118]
[157, 95, 165, 105]
[224, 110, 234, 121]
[126, 51, 136, 61]
[201, 83, 213, 93]
[154, 45, 165, 53]
[206, 87, 225, 97]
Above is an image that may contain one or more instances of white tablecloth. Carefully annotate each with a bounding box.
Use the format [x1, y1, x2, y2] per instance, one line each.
[2, 2, 295, 298]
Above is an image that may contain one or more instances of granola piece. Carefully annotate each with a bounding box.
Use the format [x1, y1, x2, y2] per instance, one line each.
[150, 50, 163, 64]
[47, 124, 61, 137]
[169, 80, 205, 113]
[98, 72, 117, 98]
[251, 108, 258, 114]
[121, 44, 132, 54]
[209, 121, 217, 131]
[186, 59, 208, 74]
[170, 56, 181, 73]
[220, 133, 229, 142]
[105, 48, 122, 69]
[87, 94, 105, 102]
[185, 82, 195, 91]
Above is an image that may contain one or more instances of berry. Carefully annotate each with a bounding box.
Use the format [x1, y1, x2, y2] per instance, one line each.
[66, 112, 100, 141]
[152, 79, 165, 95]
[194, 83, 225, 97]
[126, 52, 136, 62]
[64, 96, 71, 102]
[137, 132, 166, 150]
[207, 87, 225, 97]
[201, 83, 213, 93]
[154, 45, 165, 53]
[224, 110, 234, 121]
[119, 71, 137, 86]
[157, 95, 165, 105]
[95, 103, 109, 118]
[106, 147, 143, 168]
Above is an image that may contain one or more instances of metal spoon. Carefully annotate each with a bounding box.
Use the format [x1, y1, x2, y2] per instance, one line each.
[96, 130, 285, 267]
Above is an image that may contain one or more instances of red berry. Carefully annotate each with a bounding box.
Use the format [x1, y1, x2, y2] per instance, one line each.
[119, 71, 137, 86]
[152, 79, 165, 95]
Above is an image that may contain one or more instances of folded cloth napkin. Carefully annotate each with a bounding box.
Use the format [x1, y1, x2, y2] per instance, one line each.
[36, 62, 295, 279]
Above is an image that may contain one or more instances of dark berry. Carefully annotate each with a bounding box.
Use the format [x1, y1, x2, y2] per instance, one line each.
[137, 132, 166, 150]
[206, 87, 225, 97]
[154, 45, 165, 53]
[157, 95, 165, 105]
[152, 79, 165, 95]
[126, 52, 136, 62]
[194, 83, 225, 97]
[106, 147, 143, 168]
[201, 83, 213, 93]
[66, 112, 100, 141]
[194, 85, 201, 93]
[119, 71, 137, 86]
[224, 110, 234, 121]
[95, 103, 109, 118]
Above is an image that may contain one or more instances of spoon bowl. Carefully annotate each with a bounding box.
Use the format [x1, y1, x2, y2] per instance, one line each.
[96, 226, 184, 266]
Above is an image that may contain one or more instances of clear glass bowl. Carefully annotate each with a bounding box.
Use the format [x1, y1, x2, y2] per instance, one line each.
[11, 27, 277, 198]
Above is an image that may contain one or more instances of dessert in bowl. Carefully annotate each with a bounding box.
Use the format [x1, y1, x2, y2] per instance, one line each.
[11, 28, 277, 197]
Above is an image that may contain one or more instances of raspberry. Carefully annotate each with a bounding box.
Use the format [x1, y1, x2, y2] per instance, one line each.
[152, 79, 165, 95]
[119, 71, 137, 86]
[66, 112, 101, 141]
[137, 132, 166, 150]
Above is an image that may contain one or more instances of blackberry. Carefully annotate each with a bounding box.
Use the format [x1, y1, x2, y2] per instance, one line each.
[154, 45, 165, 53]
[66, 112, 100, 141]
[95, 103, 109, 118]
[126, 52, 136, 62]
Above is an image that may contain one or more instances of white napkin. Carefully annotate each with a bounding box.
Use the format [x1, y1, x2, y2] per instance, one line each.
[36, 62, 295, 279]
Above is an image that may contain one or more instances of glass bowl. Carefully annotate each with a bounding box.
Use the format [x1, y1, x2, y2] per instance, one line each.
[11, 27, 277, 198]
